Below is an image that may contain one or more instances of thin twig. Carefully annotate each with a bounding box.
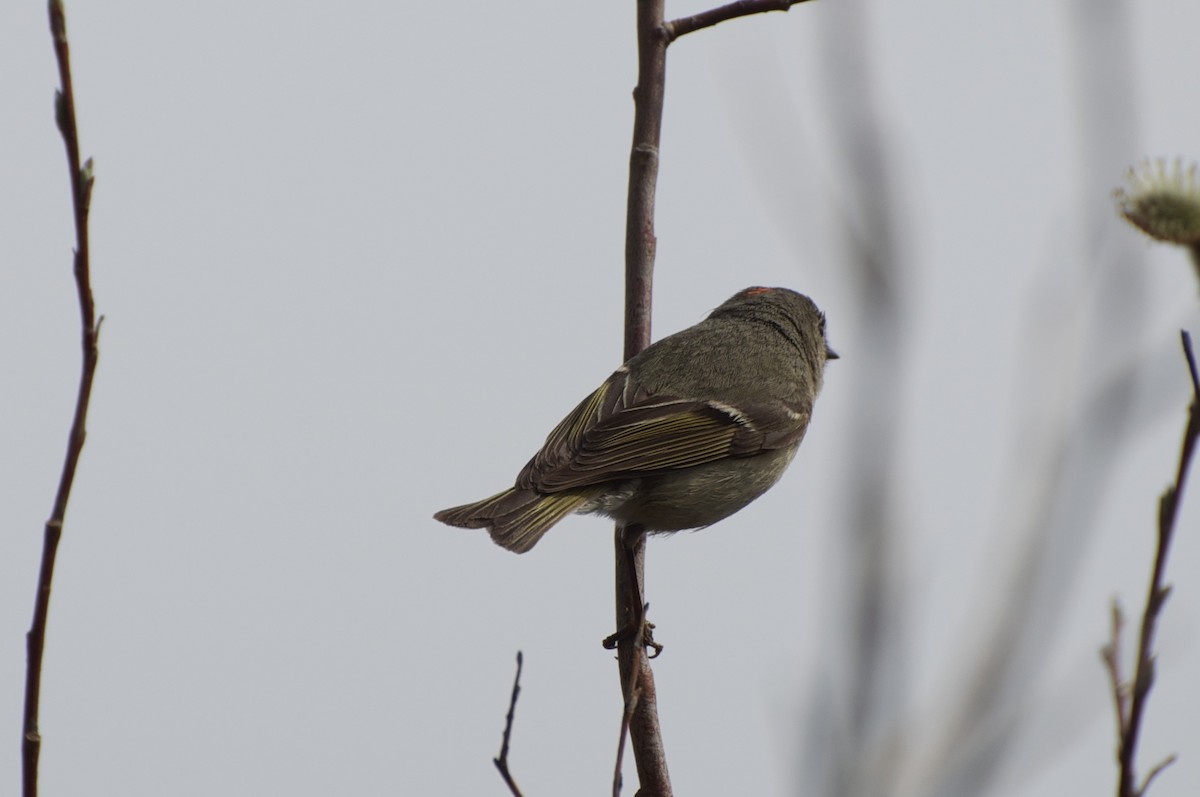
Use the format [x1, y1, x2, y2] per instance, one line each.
[611, 535, 643, 797]
[611, 672, 637, 797]
[493, 652, 526, 797]
[662, 0, 814, 42]
[612, 525, 669, 796]
[1100, 600, 1130, 739]
[23, 4, 101, 797]
[1112, 330, 1199, 797]
[1139, 755, 1178, 797]
[616, 0, 814, 792]
[623, 0, 665, 364]
[615, 1, 671, 795]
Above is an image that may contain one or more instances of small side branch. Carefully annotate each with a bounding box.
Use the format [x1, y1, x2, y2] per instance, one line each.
[23, 4, 101, 797]
[662, 0, 814, 43]
[1108, 330, 1199, 797]
[493, 652, 526, 797]
[611, 662, 637, 797]
[1100, 601, 1130, 742]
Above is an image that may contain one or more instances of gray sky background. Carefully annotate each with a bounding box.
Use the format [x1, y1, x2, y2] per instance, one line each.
[3, 1, 1200, 795]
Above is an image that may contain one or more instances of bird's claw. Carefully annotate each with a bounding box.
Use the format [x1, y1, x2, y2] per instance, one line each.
[602, 619, 662, 658]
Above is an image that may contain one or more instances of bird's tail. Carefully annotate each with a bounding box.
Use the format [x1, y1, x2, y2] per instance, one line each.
[434, 488, 598, 553]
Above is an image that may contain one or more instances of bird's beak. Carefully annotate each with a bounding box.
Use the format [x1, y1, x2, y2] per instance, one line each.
[826, 346, 840, 361]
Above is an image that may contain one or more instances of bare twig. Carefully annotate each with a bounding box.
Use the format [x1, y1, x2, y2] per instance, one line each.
[615, 0, 671, 794]
[615, 0, 817, 792]
[23, 4, 101, 797]
[1139, 755, 1178, 797]
[1111, 330, 1199, 797]
[611, 535, 640, 797]
[611, 526, 668, 797]
[611, 633, 637, 797]
[663, 0, 814, 42]
[1100, 600, 1130, 740]
[493, 652, 526, 797]
[622, 0, 666, 364]
[612, 524, 669, 797]
[612, 708, 631, 797]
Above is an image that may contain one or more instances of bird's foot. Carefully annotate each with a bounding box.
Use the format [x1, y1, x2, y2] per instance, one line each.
[602, 618, 662, 658]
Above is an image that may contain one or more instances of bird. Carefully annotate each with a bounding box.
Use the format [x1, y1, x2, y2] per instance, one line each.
[434, 286, 837, 553]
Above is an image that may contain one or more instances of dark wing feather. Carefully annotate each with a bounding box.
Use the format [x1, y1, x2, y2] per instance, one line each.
[516, 369, 811, 493]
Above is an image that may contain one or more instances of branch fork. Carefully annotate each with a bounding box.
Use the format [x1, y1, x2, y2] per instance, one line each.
[1103, 330, 1200, 797]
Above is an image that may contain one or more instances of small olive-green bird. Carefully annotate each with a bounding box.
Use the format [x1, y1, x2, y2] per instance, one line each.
[434, 286, 837, 553]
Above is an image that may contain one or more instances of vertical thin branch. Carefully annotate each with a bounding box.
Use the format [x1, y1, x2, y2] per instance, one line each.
[23, 3, 100, 796]
[613, 526, 669, 797]
[906, 4, 1143, 795]
[806, 4, 906, 794]
[623, 0, 666, 362]
[1100, 600, 1130, 742]
[1111, 331, 1199, 797]
[615, 1, 670, 795]
[616, 1, 814, 792]
[493, 652, 526, 797]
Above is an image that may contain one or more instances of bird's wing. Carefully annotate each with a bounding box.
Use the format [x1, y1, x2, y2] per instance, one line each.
[516, 369, 811, 492]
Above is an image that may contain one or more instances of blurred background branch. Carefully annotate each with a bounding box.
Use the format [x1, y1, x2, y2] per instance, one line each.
[792, 1, 1172, 796]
